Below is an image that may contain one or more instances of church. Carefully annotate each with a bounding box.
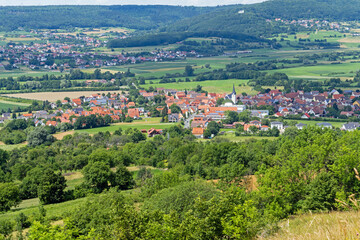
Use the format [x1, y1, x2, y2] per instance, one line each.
[225, 84, 237, 104]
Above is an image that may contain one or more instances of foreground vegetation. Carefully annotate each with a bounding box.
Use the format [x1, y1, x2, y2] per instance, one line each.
[1, 126, 360, 239]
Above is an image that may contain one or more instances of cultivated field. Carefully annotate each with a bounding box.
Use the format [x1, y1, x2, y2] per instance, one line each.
[268, 62, 360, 80]
[2, 90, 127, 101]
[0, 100, 30, 111]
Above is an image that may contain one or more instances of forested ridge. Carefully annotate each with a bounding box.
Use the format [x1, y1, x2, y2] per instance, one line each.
[0, 5, 218, 31]
[3, 0, 360, 32]
[165, 0, 360, 34]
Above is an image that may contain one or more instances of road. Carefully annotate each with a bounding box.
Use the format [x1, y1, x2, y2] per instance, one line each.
[184, 112, 197, 129]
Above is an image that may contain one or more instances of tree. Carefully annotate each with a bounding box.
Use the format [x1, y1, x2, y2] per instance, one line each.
[207, 121, 220, 136]
[83, 162, 113, 193]
[184, 65, 194, 76]
[112, 165, 134, 190]
[0, 219, 13, 239]
[169, 104, 181, 114]
[0, 149, 9, 172]
[38, 169, 66, 204]
[20, 167, 44, 199]
[0, 182, 21, 212]
[238, 110, 251, 122]
[137, 167, 153, 185]
[193, 84, 202, 92]
[27, 127, 55, 147]
[143, 180, 219, 215]
[224, 111, 239, 124]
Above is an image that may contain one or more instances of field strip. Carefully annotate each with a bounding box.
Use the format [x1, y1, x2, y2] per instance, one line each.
[0, 100, 30, 106]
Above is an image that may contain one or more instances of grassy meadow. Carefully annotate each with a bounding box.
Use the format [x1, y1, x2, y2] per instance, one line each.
[269, 62, 360, 80]
[263, 210, 360, 240]
[0, 98, 30, 111]
[75, 120, 177, 134]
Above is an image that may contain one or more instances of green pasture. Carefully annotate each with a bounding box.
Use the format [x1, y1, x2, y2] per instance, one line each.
[268, 62, 360, 80]
[0, 197, 88, 223]
[142, 79, 249, 93]
[75, 117, 177, 134]
[0, 69, 65, 79]
[285, 119, 347, 128]
[0, 143, 27, 151]
[0, 100, 30, 111]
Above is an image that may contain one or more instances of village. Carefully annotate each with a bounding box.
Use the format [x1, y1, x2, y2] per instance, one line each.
[1, 83, 360, 138]
[0, 36, 197, 71]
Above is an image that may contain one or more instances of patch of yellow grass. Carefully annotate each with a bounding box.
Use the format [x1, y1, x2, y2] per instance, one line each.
[338, 38, 360, 43]
[296, 34, 310, 39]
[261, 211, 360, 240]
[53, 131, 75, 140]
[63, 171, 83, 181]
[6, 37, 41, 41]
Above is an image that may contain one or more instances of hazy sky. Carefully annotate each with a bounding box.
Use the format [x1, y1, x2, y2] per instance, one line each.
[0, 0, 266, 6]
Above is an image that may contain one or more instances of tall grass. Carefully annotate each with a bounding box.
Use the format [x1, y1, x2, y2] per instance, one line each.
[261, 210, 360, 240]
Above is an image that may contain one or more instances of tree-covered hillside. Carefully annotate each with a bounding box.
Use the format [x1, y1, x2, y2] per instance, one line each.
[0, 5, 218, 31]
[165, 0, 360, 36]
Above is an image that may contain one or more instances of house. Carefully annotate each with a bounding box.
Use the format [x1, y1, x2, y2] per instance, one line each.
[250, 110, 269, 118]
[128, 108, 140, 119]
[270, 122, 284, 130]
[72, 98, 82, 106]
[249, 120, 261, 126]
[168, 113, 183, 123]
[301, 113, 311, 119]
[192, 127, 204, 138]
[147, 128, 162, 137]
[296, 123, 307, 130]
[316, 122, 332, 128]
[260, 125, 269, 131]
[341, 122, 360, 131]
[46, 120, 58, 127]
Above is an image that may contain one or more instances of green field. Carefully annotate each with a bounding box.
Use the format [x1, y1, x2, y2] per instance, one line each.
[0, 99, 31, 111]
[0, 143, 27, 151]
[285, 119, 347, 128]
[268, 62, 360, 80]
[74, 118, 177, 134]
[141, 79, 250, 93]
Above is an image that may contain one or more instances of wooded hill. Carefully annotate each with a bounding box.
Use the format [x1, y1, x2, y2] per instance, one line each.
[3, 0, 360, 32]
[0, 5, 218, 31]
[164, 0, 360, 35]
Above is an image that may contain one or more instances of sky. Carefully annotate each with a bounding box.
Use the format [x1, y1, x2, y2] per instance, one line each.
[0, 0, 266, 6]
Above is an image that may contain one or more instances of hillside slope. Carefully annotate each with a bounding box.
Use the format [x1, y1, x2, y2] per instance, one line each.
[260, 210, 360, 240]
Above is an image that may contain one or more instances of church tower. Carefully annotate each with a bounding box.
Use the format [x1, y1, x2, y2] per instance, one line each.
[231, 84, 236, 104]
